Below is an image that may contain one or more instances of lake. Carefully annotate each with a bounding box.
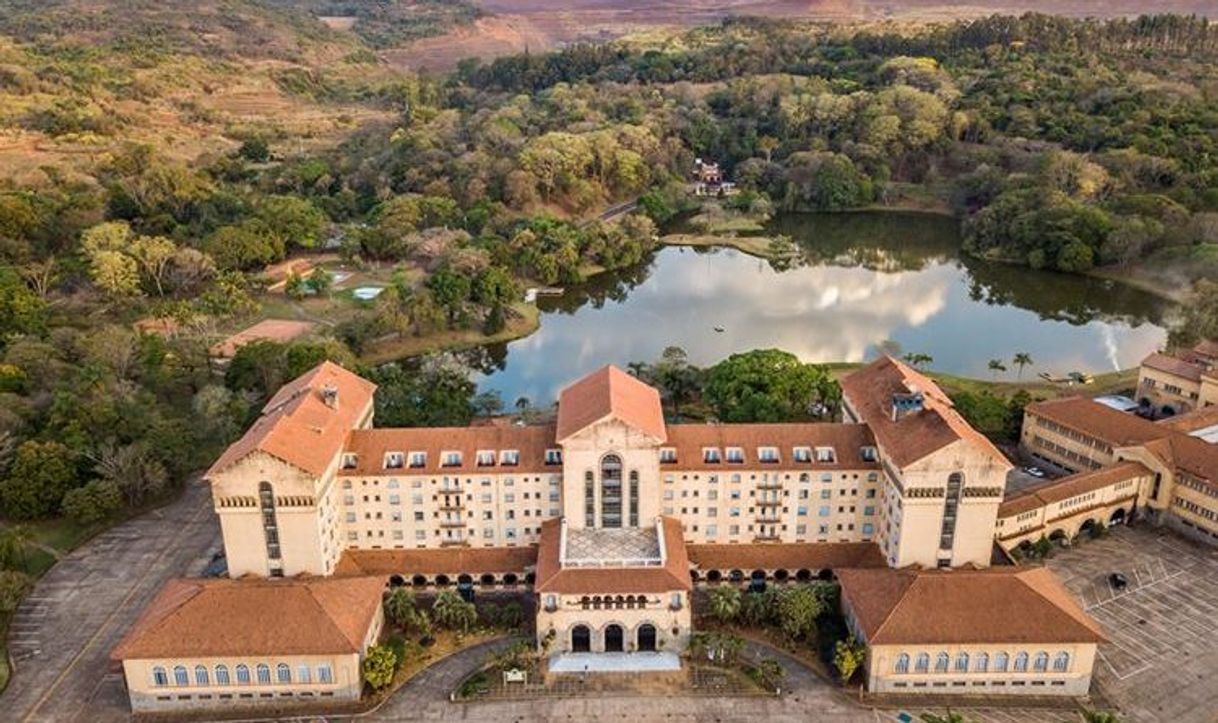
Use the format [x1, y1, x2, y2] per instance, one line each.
[462, 212, 1171, 405]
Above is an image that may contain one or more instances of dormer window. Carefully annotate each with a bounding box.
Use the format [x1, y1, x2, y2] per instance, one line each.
[408, 451, 427, 468]
[703, 448, 721, 464]
[660, 448, 677, 463]
[758, 447, 779, 464]
[476, 450, 495, 467]
[793, 447, 812, 463]
[544, 449, 562, 465]
[500, 450, 520, 466]
[725, 447, 744, 464]
[384, 452, 404, 469]
[442, 451, 462, 468]
[341, 454, 358, 470]
[816, 447, 836, 463]
[861, 446, 877, 462]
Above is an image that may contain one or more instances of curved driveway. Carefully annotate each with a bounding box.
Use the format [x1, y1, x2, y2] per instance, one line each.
[2, 480, 220, 723]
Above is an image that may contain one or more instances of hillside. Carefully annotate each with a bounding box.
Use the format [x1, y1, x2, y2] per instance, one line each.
[0, 0, 404, 187]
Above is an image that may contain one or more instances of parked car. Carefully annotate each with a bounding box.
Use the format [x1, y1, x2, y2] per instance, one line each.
[1024, 466, 1046, 478]
[1109, 572, 1128, 590]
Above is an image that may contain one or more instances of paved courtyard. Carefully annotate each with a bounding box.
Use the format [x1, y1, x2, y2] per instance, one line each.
[1, 480, 221, 723]
[1044, 524, 1218, 723]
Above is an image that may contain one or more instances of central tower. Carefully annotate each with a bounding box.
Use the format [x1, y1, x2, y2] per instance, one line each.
[554, 366, 667, 529]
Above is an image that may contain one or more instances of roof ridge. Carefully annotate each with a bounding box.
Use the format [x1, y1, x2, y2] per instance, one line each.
[302, 580, 365, 653]
[865, 568, 916, 642]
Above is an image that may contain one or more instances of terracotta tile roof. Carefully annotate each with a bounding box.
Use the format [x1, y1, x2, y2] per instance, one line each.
[555, 366, 666, 443]
[1026, 396, 1164, 448]
[333, 546, 538, 577]
[998, 462, 1151, 519]
[340, 425, 558, 476]
[111, 576, 385, 660]
[1188, 339, 1218, 362]
[1157, 405, 1218, 434]
[534, 517, 691, 594]
[663, 423, 879, 471]
[996, 492, 1045, 518]
[686, 542, 885, 572]
[841, 357, 1010, 469]
[207, 361, 376, 478]
[837, 566, 1106, 646]
[1141, 352, 1204, 382]
[209, 319, 318, 358]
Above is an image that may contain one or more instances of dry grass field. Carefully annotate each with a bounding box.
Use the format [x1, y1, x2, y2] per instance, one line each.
[386, 0, 1218, 70]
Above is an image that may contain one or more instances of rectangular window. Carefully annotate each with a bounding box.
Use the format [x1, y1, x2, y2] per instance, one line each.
[317, 665, 333, 684]
[409, 451, 427, 468]
[703, 448, 721, 463]
[544, 449, 562, 465]
[816, 447, 836, 463]
[758, 447, 779, 463]
[384, 452, 404, 469]
[726, 447, 744, 463]
[818, 506, 830, 517]
[476, 450, 495, 467]
[793, 447, 812, 463]
[660, 448, 677, 463]
[442, 451, 462, 467]
[500, 450, 520, 466]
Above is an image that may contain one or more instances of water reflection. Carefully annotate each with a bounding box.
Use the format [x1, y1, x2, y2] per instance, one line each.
[469, 213, 1170, 404]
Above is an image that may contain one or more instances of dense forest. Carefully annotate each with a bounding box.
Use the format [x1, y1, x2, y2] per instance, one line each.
[1, 9, 1217, 554]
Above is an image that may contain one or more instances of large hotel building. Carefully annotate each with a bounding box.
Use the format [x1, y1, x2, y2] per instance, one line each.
[111, 352, 1218, 713]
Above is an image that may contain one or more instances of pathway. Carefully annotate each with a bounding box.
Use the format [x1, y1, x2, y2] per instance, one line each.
[1, 480, 221, 723]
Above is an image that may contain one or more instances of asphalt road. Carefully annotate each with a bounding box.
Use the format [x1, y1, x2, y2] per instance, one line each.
[2, 480, 221, 723]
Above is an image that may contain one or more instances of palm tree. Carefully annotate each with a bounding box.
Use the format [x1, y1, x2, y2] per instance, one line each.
[708, 584, 742, 623]
[988, 359, 1007, 380]
[1013, 352, 1034, 379]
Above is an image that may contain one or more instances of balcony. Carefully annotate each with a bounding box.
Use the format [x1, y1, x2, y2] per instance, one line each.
[753, 533, 781, 542]
[757, 480, 783, 490]
[440, 538, 470, 547]
[440, 501, 464, 512]
[440, 518, 466, 528]
[755, 514, 781, 524]
[756, 497, 781, 507]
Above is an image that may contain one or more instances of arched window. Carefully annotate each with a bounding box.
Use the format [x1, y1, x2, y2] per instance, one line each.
[584, 471, 595, 527]
[915, 653, 930, 673]
[934, 652, 949, 673]
[628, 470, 639, 527]
[173, 665, 189, 686]
[994, 652, 1009, 672]
[954, 652, 969, 672]
[215, 665, 230, 685]
[318, 665, 334, 684]
[152, 667, 168, 686]
[297, 665, 311, 684]
[940, 472, 963, 551]
[1053, 652, 1070, 672]
[259, 481, 281, 562]
[1033, 652, 1049, 672]
[580, 595, 591, 610]
[975, 652, 989, 673]
[894, 653, 910, 674]
[195, 665, 209, 685]
[600, 454, 623, 528]
[277, 662, 291, 683]
[1014, 652, 1029, 672]
[236, 664, 250, 684]
[256, 663, 271, 684]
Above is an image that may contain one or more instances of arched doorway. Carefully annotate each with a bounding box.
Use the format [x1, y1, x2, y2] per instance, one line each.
[795, 568, 812, 582]
[571, 625, 591, 653]
[604, 624, 624, 653]
[690, 570, 701, 583]
[411, 574, 427, 588]
[729, 569, 744, 583]
[457, 574, 474, 602]
[389, 575, 405, 587]
[707, 570, 722, 583]
[1110, 508, 1127, 525]
[503, 573, 518, 586]
[749, 570, 767, 593]
[637, 624, 657, 652]
[773, 569, 789, 582]
[480, 573, 496, 586]
[435, 574, 451, 587]
[1080, 519, 1096, 536]
[817, 568, 834, 582]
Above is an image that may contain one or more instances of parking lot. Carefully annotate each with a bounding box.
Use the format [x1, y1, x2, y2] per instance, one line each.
[1045, 524, 1218, 722]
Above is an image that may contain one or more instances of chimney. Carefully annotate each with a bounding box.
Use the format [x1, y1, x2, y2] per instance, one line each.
[320, 384, 339, 410]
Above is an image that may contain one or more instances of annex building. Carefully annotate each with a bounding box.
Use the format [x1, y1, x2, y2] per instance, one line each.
[113, 356, 1122, 713]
